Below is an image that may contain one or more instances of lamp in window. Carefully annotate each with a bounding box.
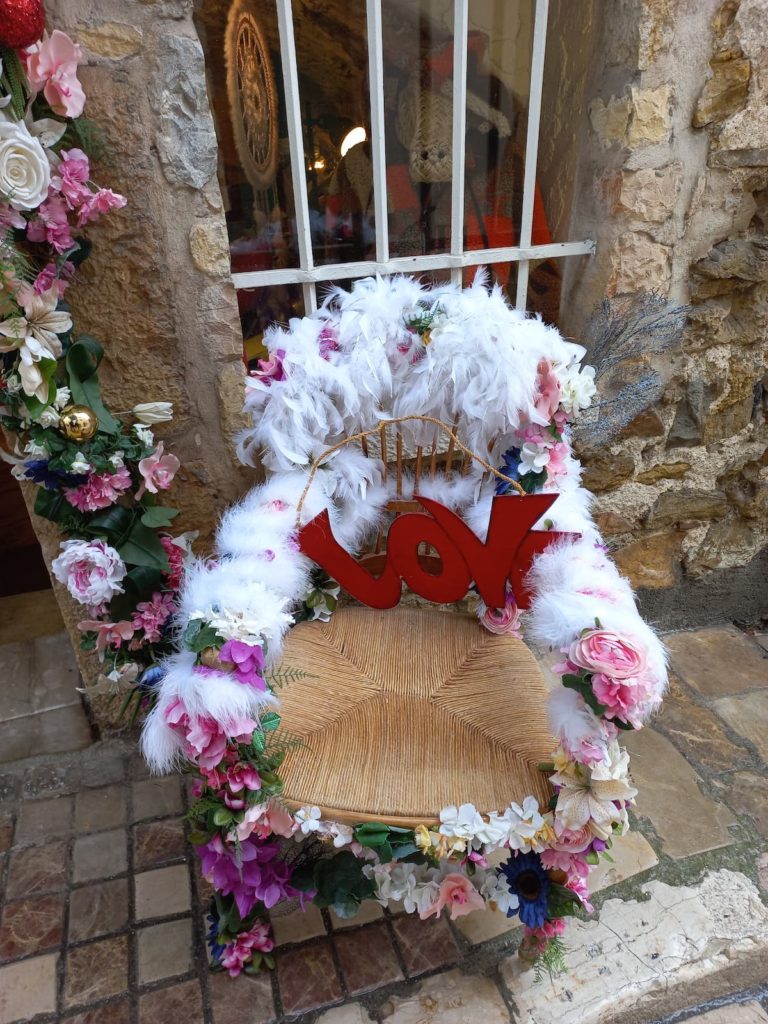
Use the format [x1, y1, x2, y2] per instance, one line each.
[340, 126, 367, 158]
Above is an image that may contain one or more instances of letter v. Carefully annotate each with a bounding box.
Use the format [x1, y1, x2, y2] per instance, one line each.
[416, 494, 558, 609]
[298, 509, 402, 609]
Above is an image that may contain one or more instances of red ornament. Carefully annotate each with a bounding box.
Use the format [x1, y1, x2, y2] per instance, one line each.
[298, 495, 579, 611]
[0, 0, 45, 49]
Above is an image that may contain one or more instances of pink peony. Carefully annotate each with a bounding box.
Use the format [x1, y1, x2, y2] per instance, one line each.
[64, 467, 133, 512]
[24, 31, 86, 118]
[567, 629, 647, 681]
[165, 699, 258, 771]
[131, 591, 175, 643]
[221, 921, 274, 977]
[77, 618, 135, 658]
[26, 195, 75, 254]
[479, 593, 522, 637]
[136, 442, 180, 499]
[592, 672, 655, 727]
[50, 148, 91, 209]
[76, 188, 127, 227]
[420, 873, 485, 921]
[52, 538, 126, 611]
[534, 359, 562, 422]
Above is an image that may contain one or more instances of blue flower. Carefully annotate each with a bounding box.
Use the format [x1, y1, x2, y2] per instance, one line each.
[138, 665, 165, 691]
[499, 851, 551, 928]
[23, 459, 87, 491]
[206, 912, 226, 964]
[496, 448, 521, 495]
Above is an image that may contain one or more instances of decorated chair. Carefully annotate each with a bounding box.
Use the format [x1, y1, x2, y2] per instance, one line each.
[142, 274, 667, 975]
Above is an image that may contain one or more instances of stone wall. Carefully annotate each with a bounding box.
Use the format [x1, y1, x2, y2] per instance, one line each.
[560, 0, 767, 626]
[25, 0, 250, 701]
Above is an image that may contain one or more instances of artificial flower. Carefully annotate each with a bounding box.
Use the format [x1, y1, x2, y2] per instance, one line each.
[52, 539, 127, 612]
[132, 401, 174, 424]
[420, 872, 485, 921]
[550, 741, 637, 841]
[518, 440, 550, 476]
[69, 453, 91, 475]
[220, 921, 274, 977]
[198, 834, 298, 916]
[478, 870, 519, 915]
[136, 441, 180, 499]
[218, 638, 266, 691]
[133, 423, 154, 446]
[64, 467, 133, 512]
[0, 120, 51, 211]
[24, 30, 86, 118]
[189, 595, 293, 645]
[26, 195, 75, 253]
[19, 458, 86, 491]
[0, 287, 71, 401]
[438, 803, 484, 842]
[295, 805, 323, 835]
[499, 851, 551, 929]
[478, 592, 522, 636]
[77, 618, 135, 658]
[76, 188, 126, 227]
[533, 358, 562, 422]
[164, 698, 258, 771]
[506, 796, 547, 852]
[567, 629, 647, 680]
[50, 148, 91, 208]
[559, 363, 596, 415]
[131, 591, 175, 643]
[251, 349, 285, 385]
[232, 800, 296, 843]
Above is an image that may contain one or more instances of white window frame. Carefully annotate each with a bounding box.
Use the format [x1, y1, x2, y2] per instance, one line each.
[231, 0, 595, 313]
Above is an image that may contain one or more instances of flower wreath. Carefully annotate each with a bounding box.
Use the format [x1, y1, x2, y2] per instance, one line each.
[140, 274, 668, 979]
[1, 21, 185, 714]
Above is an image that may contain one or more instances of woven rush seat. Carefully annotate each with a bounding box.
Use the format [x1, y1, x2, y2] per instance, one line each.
[276, 605, 553, 827]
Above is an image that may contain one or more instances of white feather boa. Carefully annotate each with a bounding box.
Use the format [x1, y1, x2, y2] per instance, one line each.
[142, 275, 667, 773]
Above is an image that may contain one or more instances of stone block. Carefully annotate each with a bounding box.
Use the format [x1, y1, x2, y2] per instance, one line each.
[334, 922, 402, 994]
[589, 94, 632, 148]
[581, 452, 635, 493]
[63, 935, 129, 1008]
[715, 771, 768, 836]
[624, 728, 736, 858]
[617, 164, 682, 222]
[713, 692, 768, 761]
[595, 511, 636, 536]
[628, 84, 672, 145]
[271, 901, 326, 945]
[685, 520, 759, 577]
[501, 870, 768, 1024]
[614, 530, 682, 589]
[209, 969, 276, 1024]
[618, 408, 666, 440]
[72, 829, 128, 882]
[139, 980, 205, 1024]
[316, 1006, 373, 1024]
[189, 221, 231, 277]
[646, 489, 728, 527]
[589, 830, 659, 893]
[685, 1003, 768, 1024]
[380, 969, 510, 1023]
[609, 232, 672, 293]
[665, 627, 768, 696]
[656, 676, 755, 773]
[695, 238, 768, 284]
[636, 462, 691, 484]
[134, 864, 191, 920]
[693, 54, 751, 127]
[0, 954, 58, 1024]
[68, 878, 129, 942]
[391, 915, 459, 976]
[77, 23, 144, 58]
[137, 918, 193, 984]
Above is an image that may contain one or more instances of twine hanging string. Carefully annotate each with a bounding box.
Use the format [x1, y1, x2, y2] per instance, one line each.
[294, 415, 525, 529]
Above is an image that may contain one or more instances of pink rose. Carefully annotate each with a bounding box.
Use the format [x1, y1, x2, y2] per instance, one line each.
[136, 441, 180, 499]
[24, 31, 86, 118]
[420, 873, 485, 921]
[567, 630, 647, 680]
[534, 359, 562, 422]
[592, 672, 655, 727]
[479, 594, 522, 637]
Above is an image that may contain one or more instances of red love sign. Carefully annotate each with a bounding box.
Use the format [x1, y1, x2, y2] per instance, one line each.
[298, 495, 578, 610]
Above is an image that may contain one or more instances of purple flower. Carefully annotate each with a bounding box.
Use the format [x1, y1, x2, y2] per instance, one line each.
[219, 639, 267, 692]
[197, 834, 298, 917]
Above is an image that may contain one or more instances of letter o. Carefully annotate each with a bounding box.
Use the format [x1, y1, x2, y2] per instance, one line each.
[387, 513, 471, 603]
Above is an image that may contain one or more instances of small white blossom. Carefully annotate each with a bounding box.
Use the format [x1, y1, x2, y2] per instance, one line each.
[506, 796, 545, 853]
[4, 372, 21, 394]
[24, 440, 48, 457]
[294, 806, 322, 834]
[133, 423, 154, 446]
[53, 386, 71, 410]
[35, 407, 60, 428]
[439, 803, 484, 841]
[109, 453, 125, 470]
[329, 822, 354, 848]
[559, 364, 596, 415]
[190, 593, 293, 645]
[69, 454, 91, 475]
[478, 870, 519, 915]
[518, 441, 550, 476]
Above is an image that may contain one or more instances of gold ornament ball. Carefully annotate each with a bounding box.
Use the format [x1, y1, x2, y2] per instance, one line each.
[59, 405, 98, 442]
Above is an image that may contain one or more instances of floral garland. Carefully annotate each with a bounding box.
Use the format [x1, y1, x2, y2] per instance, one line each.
[140, 276, 668, 979]
[0, 21, 184, 713]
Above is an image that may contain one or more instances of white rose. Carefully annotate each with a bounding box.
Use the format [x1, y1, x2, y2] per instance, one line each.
[35, 407, 60, 428]
[69, 454, 91, 474]
[53, 385, 71, 409]
[51, 539, 127, 611]
[0, 120, 51, 211]
[132, 401, 173, 424]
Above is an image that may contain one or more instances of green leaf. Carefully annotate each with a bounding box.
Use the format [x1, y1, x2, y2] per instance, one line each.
[561, 674, 608, 717]
[140, 505, 180, 528]
[66, 336, 121, 434]
[212, 808, 234, 827]
[33, 487, 85, 531]
[19, 361, 57, 418]
[251, 730, 266, 754]
[85, 505, 134, 543]
[182, 619, 223, 653]
[585, 850, 600, 865]
[118, 521, 170, 571]
[260, 712, 281, 732]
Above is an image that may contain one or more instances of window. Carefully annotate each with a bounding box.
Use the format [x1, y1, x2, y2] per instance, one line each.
[196, 0, 595, 367]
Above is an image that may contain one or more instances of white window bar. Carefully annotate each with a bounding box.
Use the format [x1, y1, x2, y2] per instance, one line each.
[449, 0, 469, 286]
[275, 0, 317, 313]
[514, 0, 549, 310]
[366, 0, 389, 264]
[232, 238, 595, 290]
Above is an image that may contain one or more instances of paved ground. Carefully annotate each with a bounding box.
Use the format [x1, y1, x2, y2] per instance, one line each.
[0, 591, 767, 1024]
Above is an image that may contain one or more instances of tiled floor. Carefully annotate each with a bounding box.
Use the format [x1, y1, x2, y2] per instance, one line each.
[0, 622, 766, 1024]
